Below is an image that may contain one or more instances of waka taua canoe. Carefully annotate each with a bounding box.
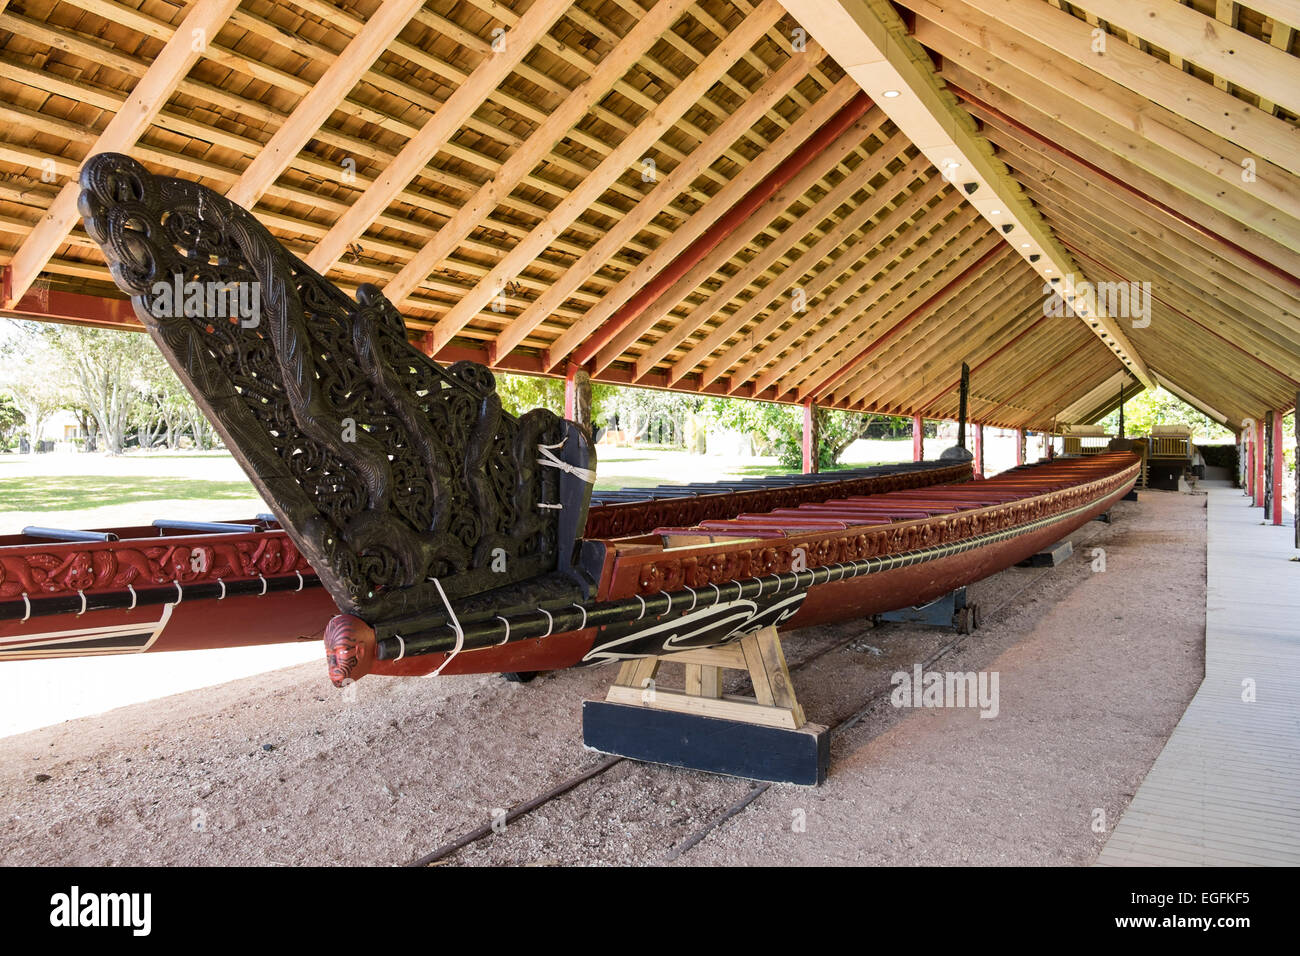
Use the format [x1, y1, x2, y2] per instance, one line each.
[0, 154, 1140, 684]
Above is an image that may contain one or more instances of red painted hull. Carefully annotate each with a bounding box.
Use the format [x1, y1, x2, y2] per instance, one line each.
[2, 455, 1137, 679]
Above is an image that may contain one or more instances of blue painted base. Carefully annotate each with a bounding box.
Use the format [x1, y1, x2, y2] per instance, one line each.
[1017, 538, 1074, 567]
[582, 700, 830, 786]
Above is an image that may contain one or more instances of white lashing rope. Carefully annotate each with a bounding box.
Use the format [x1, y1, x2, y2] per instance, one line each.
[537, 439, 597, 484]
[570, 603, 588, 630]
[535, 438, 597, 511]
[427, 578, 464, 678]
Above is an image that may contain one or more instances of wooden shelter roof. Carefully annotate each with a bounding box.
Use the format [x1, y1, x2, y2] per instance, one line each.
[0, 0, 1296, 431]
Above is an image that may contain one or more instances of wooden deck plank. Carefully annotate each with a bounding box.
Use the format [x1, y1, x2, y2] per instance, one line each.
[1098, 485, 1299, 867]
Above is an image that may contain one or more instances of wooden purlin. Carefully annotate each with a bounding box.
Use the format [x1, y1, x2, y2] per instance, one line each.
[696, 179, 964, 391]
[429, 0, 789, 354]
[991, 130, 1300, 338]
[838, 268, 1045, 413]
[658, 150, 943, 387]
[911, 9, 1300, 254]
[915, 0, 1300, 177]
[734, 187, 970, 394]
[304, 0, 575, 275]
[1068, 0, 1299, 117]
[2, 0, 243, 308]
[791, 230, 1008, 401]
[583, 97, 885, 375]
[777, 0, 1154, 388]
[981, 126, 1300, 420]
[630, 134, 919, 381]
[945, 73, 1300, 275]
[523, 63, 858, 367]
[224, 0, 432, 210]
[744, 198, 985, 395]
[379, 0, 698, 308]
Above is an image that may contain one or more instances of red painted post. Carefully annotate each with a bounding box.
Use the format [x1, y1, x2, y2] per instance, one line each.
[1271, 412, 1284, 526]
[912, 414, 923, 462]
[973, 424, 984, 478]
[802, 399, 817, 474]
[1255, 419, 1266, 506]
[1015, 429, 1024, 466]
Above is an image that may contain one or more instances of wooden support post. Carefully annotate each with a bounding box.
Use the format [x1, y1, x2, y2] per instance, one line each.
[564, 365, 592, 438]
[912, 414, 924, 462]
[1255, 418, 1266, 507]
[584, 626, 830, 785]
[973, 423, 984, 478]
[1015, 428, 1025, 466]
[802, 399, 819, 473]
[1270, 411, 1284, 526]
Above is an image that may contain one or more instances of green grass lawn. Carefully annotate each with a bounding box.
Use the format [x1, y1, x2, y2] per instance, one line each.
[0, 443, 917, 518]
[0, 475, 258, 512]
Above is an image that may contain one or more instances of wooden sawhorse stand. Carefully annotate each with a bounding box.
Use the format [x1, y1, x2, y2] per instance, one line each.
[582, 625, 829, 786]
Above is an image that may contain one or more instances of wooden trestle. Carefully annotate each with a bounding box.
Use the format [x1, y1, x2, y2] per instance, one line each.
[585, 624, 829, 786]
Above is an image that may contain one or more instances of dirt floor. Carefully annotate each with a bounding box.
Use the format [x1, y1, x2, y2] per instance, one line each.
[0, 489, 1207, 866]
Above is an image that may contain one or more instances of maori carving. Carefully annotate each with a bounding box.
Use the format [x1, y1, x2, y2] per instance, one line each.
[625, 463, 1139, 597]
[324, 614, 376, 687]
[584, 464, 971, 539]
[78, 153, 593, 622]
[0, 534, 311, 600]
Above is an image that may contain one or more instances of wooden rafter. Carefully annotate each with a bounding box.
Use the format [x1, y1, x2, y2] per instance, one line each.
[518, 51, 850, 365]
[225, 0, 432, 210]
[1069, 0, 1300, 117]
[776, 0, 1154, 387]
[380, 0, 697, 309]
[429, 0, 788, 352]
[304, 0, 573, 274]
[1, 0, 242, 308]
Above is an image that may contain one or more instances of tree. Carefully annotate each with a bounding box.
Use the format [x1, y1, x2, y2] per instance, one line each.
[0, 393, 24, 451]
[0, 327, 69, 448]
[1098, 388, 1233, 441]
[44, 325, 145, 455]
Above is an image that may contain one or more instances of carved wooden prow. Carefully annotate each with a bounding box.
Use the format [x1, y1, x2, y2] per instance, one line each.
[78, 153, 595, 626]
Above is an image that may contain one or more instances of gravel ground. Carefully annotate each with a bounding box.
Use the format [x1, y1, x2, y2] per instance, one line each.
[0, 490, 1205, 866]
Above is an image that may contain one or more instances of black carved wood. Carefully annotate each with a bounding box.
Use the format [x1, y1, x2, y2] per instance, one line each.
[78, 152, 594, 622]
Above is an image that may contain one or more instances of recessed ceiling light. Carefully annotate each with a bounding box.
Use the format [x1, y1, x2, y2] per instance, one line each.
[1045, 267, 1053, 273]
[1020, 242, 1030, 248]
[990, 209, 1001, 215]
[883, 89, 901, 98]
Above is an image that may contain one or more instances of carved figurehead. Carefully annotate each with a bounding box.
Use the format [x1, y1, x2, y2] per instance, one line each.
[78, 152, 595, 631]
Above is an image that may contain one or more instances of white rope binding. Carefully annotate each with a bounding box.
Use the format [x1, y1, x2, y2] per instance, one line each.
[537, 439, 597, 484]
[570, 603, 588, 630]
[427, 578, 465, 678]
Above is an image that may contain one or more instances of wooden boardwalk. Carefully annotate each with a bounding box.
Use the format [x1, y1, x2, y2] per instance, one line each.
[1098, 484, 1300, 866]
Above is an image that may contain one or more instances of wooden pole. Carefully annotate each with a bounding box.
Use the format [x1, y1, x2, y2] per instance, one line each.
[564, 365, 592, 438]
[802, 399, 819, 473]
[912, 414, 924, 462]
[1255, 419, 1266, 506]
[973, 423, 984, 478]
[1271, 411, 1284, 526]
[1015, 428, 1025, 466]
